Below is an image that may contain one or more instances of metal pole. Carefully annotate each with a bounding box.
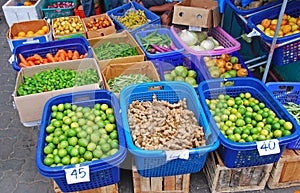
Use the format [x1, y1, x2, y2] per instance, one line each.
[262, 0, 288, 83]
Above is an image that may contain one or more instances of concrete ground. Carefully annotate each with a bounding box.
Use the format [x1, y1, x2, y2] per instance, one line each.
[0, 2, 300, 193]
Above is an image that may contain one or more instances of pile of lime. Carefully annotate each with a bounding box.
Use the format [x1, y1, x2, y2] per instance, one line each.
[206, 92, 293, 143]
[164, 66, 198, 87]
[43, 103, 119, 167]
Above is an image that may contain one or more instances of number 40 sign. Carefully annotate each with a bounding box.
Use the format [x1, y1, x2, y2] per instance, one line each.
[65, 165, 90, 184]
[256, 139, 280, 156]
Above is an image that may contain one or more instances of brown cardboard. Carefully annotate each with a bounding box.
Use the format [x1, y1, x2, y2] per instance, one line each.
[81, 14, 116, 39]
[88, 30, 145, 70]
[13, 58, 103, 126]
[172, 0, 220, 28]
[102, 61, 160, 98]
[7, 19, 52, 52]
[52, 16, 87, 40]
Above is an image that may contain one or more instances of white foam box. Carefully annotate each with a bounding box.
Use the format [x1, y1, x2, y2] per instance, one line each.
[2, 0, 45, 27]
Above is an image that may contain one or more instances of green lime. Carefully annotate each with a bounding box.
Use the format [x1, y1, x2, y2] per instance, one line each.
[68, 137, 78, 146]
[69, 147, 79, 157]
[78, 146, 86, 155]
[101, 143, 111, 152]
[57, 104, 65, 112]
[105, 124, 114, 133]
[78, 138, 89, 147]
[84, 151, 93, 161]
[283, 121, 293, 130]
[45, 135, 54, 143]
[54, 154, 61, 164]
[106, 108, 114, 115]
[77, 130, 88, 138]
[44, 157, 54, 166]
[109, 131, 118, 139]
[55, 112, 64, 120]
[91, 133, 100, 143]
[110, 141, 119, 149]
[70, 157, 80, 165]
[58, 149, 68, 158]
[282, 130, 292, 136]
[46, 125, 55, 134]
[101, 104, 109, 111]
[43, 145, 53, 155]
[274, 129, 283, 138]
[61, 156, 71, 165]
[93, 149, 103, 158]
[67, 128, 77, 137]
[87, 142, 97, 151]
[59, 140, 69, 149]
[108, 149, 118, 156]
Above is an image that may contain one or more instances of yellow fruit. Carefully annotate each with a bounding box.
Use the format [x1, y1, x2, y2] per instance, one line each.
[36, 30, 45, 36]
[41, 26, 49, 33]
[18, 31, 26, 37]
[26, 31, 34, 37]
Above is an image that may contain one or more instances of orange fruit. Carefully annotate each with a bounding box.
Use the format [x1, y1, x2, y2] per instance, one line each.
[18, 31, 26, 37]
[26, 31, 34, 37]
[41, 26, 49, 33]
[36, 29, 45, 36]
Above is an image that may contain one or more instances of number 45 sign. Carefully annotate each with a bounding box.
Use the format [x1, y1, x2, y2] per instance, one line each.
[256, 139, 280, 156]
[65, 165, 90, 184]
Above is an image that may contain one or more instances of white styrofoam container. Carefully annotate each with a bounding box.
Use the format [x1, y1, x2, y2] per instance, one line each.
[2, 0, 45, 27]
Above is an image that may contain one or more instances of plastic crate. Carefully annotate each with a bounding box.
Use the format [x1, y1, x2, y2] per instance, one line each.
[198, 77, 300, 168]
[198, 51, 254, 80]
[227, 0, 282, 33]
[106, 1, 161, 34]
[74, 6, 101, 18]
[153, 53, 205, 88]
[120, 81, 219, 177]
[11, 37, 93, 71]
[134, 27, 185, 61]
[36, 90, 127, 192]
[41, 0, 76, 19]
[248, 0, 300, 45]
[170, 26, 241, 56]
[266, 82, 300, 149]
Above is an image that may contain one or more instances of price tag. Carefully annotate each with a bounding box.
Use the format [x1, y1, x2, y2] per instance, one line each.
[247, 28, 261, 38]
[65, 165, 90, 184]
[189, 26, 202, 32]
[165, 150, 189, 161]
[256, 139, 280, 156]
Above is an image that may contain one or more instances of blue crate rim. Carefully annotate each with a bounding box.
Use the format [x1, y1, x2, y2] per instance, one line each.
[120, 81, 220, 158]
[107, 1, 160, 33]
[247, 0, 300, 44]
[12, 37, 92, 71]
[198, 77, 300, 151]
[36, 90, 127, 178]
[226, 0, 283, 16]
[134, 28, 185, 58]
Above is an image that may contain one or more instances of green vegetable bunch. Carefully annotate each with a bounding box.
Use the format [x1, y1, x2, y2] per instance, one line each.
[93, 42, 138, 60]
[107, 74, 153, 93]
[116, 10, 148, 30]
[17, 68, 99, 96]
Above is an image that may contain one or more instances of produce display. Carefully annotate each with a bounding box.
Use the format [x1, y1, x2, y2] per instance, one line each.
[17, 68, 99, 96]
[136, 30, 178, 53]
[284, 102, 300, 124]
[203, 54, 248, 78]
[18, 49, 88, 68]
[107, 74, 153, 93]
[115, 10, 148, 30]
[12, 25, 49, 39]
[17, 1, 36, 6]
[164, 66, 198, 87]
[42, 103, 119, 166]
[128, 95, 206, 150]
[93, 42, 138, 60]
[179, 30, 223, 51]
[256, 14, 300, 37]
[46, 1, 75, 8]
[85, 17, 112, 31]
[233, 0, 277, 10]
[206, 92, 293, 143]
[52, 16, 85, 35]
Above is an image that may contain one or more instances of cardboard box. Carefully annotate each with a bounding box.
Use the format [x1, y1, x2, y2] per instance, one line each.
[52, 16, 87, 40]
[88, 30, 145, 70]
[7, 19, 52, 52]
[13, 58, 103, 127]
[172, 0, 220, 28]
[2, 0, 45, 27]
[82, 14, 116, 39]
[102, 61, 160, 98]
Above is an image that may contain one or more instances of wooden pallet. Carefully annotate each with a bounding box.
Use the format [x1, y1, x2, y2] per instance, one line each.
[53, 180, 118, 193]
[268, 149, 300, 189]
[132, 166, 190, 193]
[203, 151, 273, 193]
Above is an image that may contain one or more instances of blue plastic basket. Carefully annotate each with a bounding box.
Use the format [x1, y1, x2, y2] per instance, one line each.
[153, 53, 205, 88]
[247, 1, 300, 66]
[198, 51, 254, 80]
[226, 0, 282, 33]
[36, 90, 127, 192]
[248, 0, 300, 44]
[266, 82, 300, 149]
[134, 28, 185, 61]
[12, 37, 93, 71]
[107, 1, 161, 34]
[198, 77, 300, 168]
[120, 81, 219, 177]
